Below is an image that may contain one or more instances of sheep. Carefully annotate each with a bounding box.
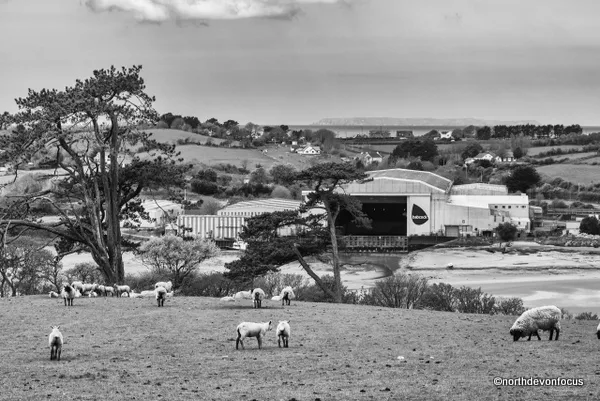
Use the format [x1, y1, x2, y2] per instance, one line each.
[155, 281, 173, 292]
[128, 290, 143, 299]
[271, 295, 282, 302]
[74, 290, 82, 298]
[220, 296, 235, 302]
[597, 322, 600, 340]
[252, 288, 265, 309]
[94, 285, 106, 296]
[113, 284, 131, 298]
[61, 284, 76, 306]
[80, 283, 97, 296]
[48, 326, 63, 361]
[140, 290, 155, 298]
[509, 305, 562, 341]
[88, 291, 97, 298]
[280, 286, 295, 306]
[236, 321, 272, 350]
[71, 281, 84, 294]
[276, 320, 291, 348]
[155, 286, 167, 307]
[104, 286, 114, 297]
[234, 290, 252, 300]
[48, 291, 59, 298]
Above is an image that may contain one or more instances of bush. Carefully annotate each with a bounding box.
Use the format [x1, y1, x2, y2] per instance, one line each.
[495, 297, 526, 316]
[453, 286, 496, 314]
[416, 283, 456, 312]
[360, 273, 428, 308]
[124, 271, 165, 292]
[299, 275, 353, 303]
[271, 185, 292, 199]
[560, 307, 573, 320]
[190, 179, 220, 195]
[579, 216, 600, 235]
[575, 311, 598, 320]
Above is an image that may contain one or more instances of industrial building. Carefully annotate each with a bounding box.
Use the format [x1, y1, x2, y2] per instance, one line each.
[178, 169, 530, 250]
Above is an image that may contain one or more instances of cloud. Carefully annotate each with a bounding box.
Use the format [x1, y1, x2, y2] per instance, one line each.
[84, 0, 350, 23]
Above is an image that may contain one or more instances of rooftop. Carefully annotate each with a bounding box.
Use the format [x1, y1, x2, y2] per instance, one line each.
[367, 169, 453, 193]
[220, 198, 301, 211]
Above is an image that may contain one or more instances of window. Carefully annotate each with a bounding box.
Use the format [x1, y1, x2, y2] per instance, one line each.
[508, 206, 512, 209]
[494, 205, 498, 209]
[502, 206, 506, 209]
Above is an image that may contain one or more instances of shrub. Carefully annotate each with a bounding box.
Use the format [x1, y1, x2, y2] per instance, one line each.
[124, 271, 165, 292]
[495, 297, 526, 316]
[178, 272, 236, 297]
[299, 275, 352, 303]
[361, 273, 428, 309]
[560, 307, 573, 320]
[416, 283, 456, 312]
[453, 286, 496, 314]
[271, 185, 292, 199]
[190, 179, 220, 195]
[575, 311, 598, 320]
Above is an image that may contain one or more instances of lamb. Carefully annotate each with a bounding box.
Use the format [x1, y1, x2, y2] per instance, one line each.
[509, 305, 562, 341]
[88, 291, 97, 297]
[62, 284, 76, 306]
[236, 321, 272, 350]
[48, 291, 59, 298]
[252, 288, 265, 309]
[104, 286, 115, 297]
[94, 285, 106, 296]
[276, 320, 291, 348]
[271, 295, 282, 302]
[155, 281, 173, 292]
[155, 286, 167, 307]
[128, 290, 143, 299]
[113, 284, 131, 298]
[140, 290, 155, 298]
[280, 286, 295, 306]
[71, 281, 84, 294]
[80, 283, 97, 296]
[220, 296, 235, 302]
[48, 326, 63, 361]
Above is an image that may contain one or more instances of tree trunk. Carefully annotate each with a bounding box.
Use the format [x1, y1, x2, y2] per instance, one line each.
[325, 204, 343, 303]
[292, 244, 337, 301]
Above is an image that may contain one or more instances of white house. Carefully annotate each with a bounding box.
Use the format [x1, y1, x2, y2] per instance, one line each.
[297, 145, 321, 155]
[356, 151, 383, 166]
[437, 131, 454, 141]
[472, 151, 502, 164]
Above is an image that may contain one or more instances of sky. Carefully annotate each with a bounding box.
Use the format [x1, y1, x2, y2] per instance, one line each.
[1, 0, 600, 126]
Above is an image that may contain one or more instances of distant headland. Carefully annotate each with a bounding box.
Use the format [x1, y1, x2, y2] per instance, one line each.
[313, 117, 541, 126]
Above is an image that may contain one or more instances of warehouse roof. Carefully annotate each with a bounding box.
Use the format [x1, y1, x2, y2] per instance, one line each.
[219, 198, 301, 211]
[448, 194, 529, 208]
[367, 169, 453, 193]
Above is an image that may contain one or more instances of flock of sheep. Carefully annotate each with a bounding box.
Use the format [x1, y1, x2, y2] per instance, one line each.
[47, 282, 295, 360]
[48, 280, 598, 361]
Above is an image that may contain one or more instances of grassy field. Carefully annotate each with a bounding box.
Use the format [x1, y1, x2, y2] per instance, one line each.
[527, 145, 583, 156]
[3, 296, 599, 400]
[536, 164, 600, 185]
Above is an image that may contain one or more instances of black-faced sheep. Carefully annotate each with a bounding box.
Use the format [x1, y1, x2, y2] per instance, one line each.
[280, 286, 295, 306]
[276, 320, 291, 348]
[113, 284, 131, 298]
[510, 305, 562, 341]
[252, 288, 265, 309]
[48, 291, 59, 298]
[155, 286, 167, 307]
[236, 321, 272, 350]
[49, 326, 63, 361]
[597, 322, 600, 339]
[62, 284, 76, 306]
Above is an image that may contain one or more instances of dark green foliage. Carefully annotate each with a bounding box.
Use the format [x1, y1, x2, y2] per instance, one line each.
[513, 147, 524, 159]
[391, 138, 438, 162]
[579, 216, 600, 235]
[406, 161, 424, 171]
[496, 222, 518, 242]
[196, 168, 218, 182]
[190, 179, 220, 195]
[461, 142, 484, 160]
[504, 165, 541, 193]
[270, 164, 297, 186]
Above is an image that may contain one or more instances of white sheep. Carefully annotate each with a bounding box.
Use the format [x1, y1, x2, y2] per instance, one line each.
[276, 320, 291, 348]
[220, 296, 235, 302]
[236, 321, 272, 350]
[80, 283, 97, 296]
[71, 281, 84, 294]
[113, 284, 131, 298]
[129, 290, 143, 299]
[88, 291, 97, 298]
[252, 288, 265, 309]
[139, 290, 155, 298]
[597, 322, 600, 340]
[155, 286, 167, 307]
[48, 291, 59, 298]
[271, 295, 282, 302]
[234, 290, 252, 300]
[510, 305, 562, 341]
[74, 290, 82, 298]
[280, 286, 295, 306]
[94, 285, 106, 296]
[155, 281, 173, 292]
[104, 286, 114, 297]
[61, 284, 76, 306]
[48, 326, 63, 361]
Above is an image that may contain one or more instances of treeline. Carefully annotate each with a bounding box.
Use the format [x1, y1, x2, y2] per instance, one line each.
[475, 124, 582, 140]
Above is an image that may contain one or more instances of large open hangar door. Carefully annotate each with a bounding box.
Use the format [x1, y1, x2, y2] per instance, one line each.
[336, 196, 407, 236]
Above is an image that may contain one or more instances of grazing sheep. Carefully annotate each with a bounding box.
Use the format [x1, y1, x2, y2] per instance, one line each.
[94, 285, 106, 296]
[155, 286, 167, 307]
[597, 322, 600, 340]
[104, 286, 114, 297]
[252, 288, 265, 309]
[113, 284, 131, 298]
[276, 320, 291, 348]
[220, 296, 235, 302]
[80, 283, 97, 296]
[140, 290, 155, 298]
[48, 326, 63, 361]
[74, 290, 81, 298]
[128, 290, 142, 299]
[236, 321, 272, 350]
[510, 305, 562, 341]
[271, 295, 282, 302]
[62, 284, 76, 306]
[155, 281, 173, 292]
[280, 286, 295, 306]
[234, 290, 252, 300]
[71, 281, 84, 294]
[88, 291, 97, 298]
[48, 291, 59, 298]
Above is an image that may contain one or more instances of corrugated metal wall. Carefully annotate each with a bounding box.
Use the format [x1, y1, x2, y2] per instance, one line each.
[177, 215, 246, 239]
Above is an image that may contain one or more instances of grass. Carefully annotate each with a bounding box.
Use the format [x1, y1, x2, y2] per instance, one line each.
[3, 296, 599, 400]
[527, 145, 582, 156]
[536, 164, 600, 185]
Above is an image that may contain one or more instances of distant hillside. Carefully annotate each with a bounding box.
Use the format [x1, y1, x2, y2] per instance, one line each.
[314, 117, 540, 126]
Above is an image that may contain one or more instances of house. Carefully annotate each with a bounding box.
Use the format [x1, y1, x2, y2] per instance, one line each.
[396, 130, 414, 139]
[355, 151, 383, 166]
[501, 150, 514, 162]
[121, 199, 184, 229]
[472, 151, 502, 164]
[297, 145, 321, 155]
[437, 131, 454, 141]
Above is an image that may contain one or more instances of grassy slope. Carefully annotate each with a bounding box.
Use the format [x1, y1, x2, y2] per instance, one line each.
[536, 164, 600, 185]
[3, 296, 597, 400]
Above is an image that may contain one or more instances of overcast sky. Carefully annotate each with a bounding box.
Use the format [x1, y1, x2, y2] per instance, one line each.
[1, 0, 599, 125]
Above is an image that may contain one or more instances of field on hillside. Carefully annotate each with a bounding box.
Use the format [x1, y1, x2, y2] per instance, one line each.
[527, 145, 582, 156]
[536, 164, 600, 185]
[143, 128, 238, 146]
[3, 296, 599, 400]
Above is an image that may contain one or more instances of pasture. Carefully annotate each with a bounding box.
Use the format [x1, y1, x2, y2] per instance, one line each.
[2, 296, 599, 400]
[536, 164, 600, 185]
[527, 146, 582, 156]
